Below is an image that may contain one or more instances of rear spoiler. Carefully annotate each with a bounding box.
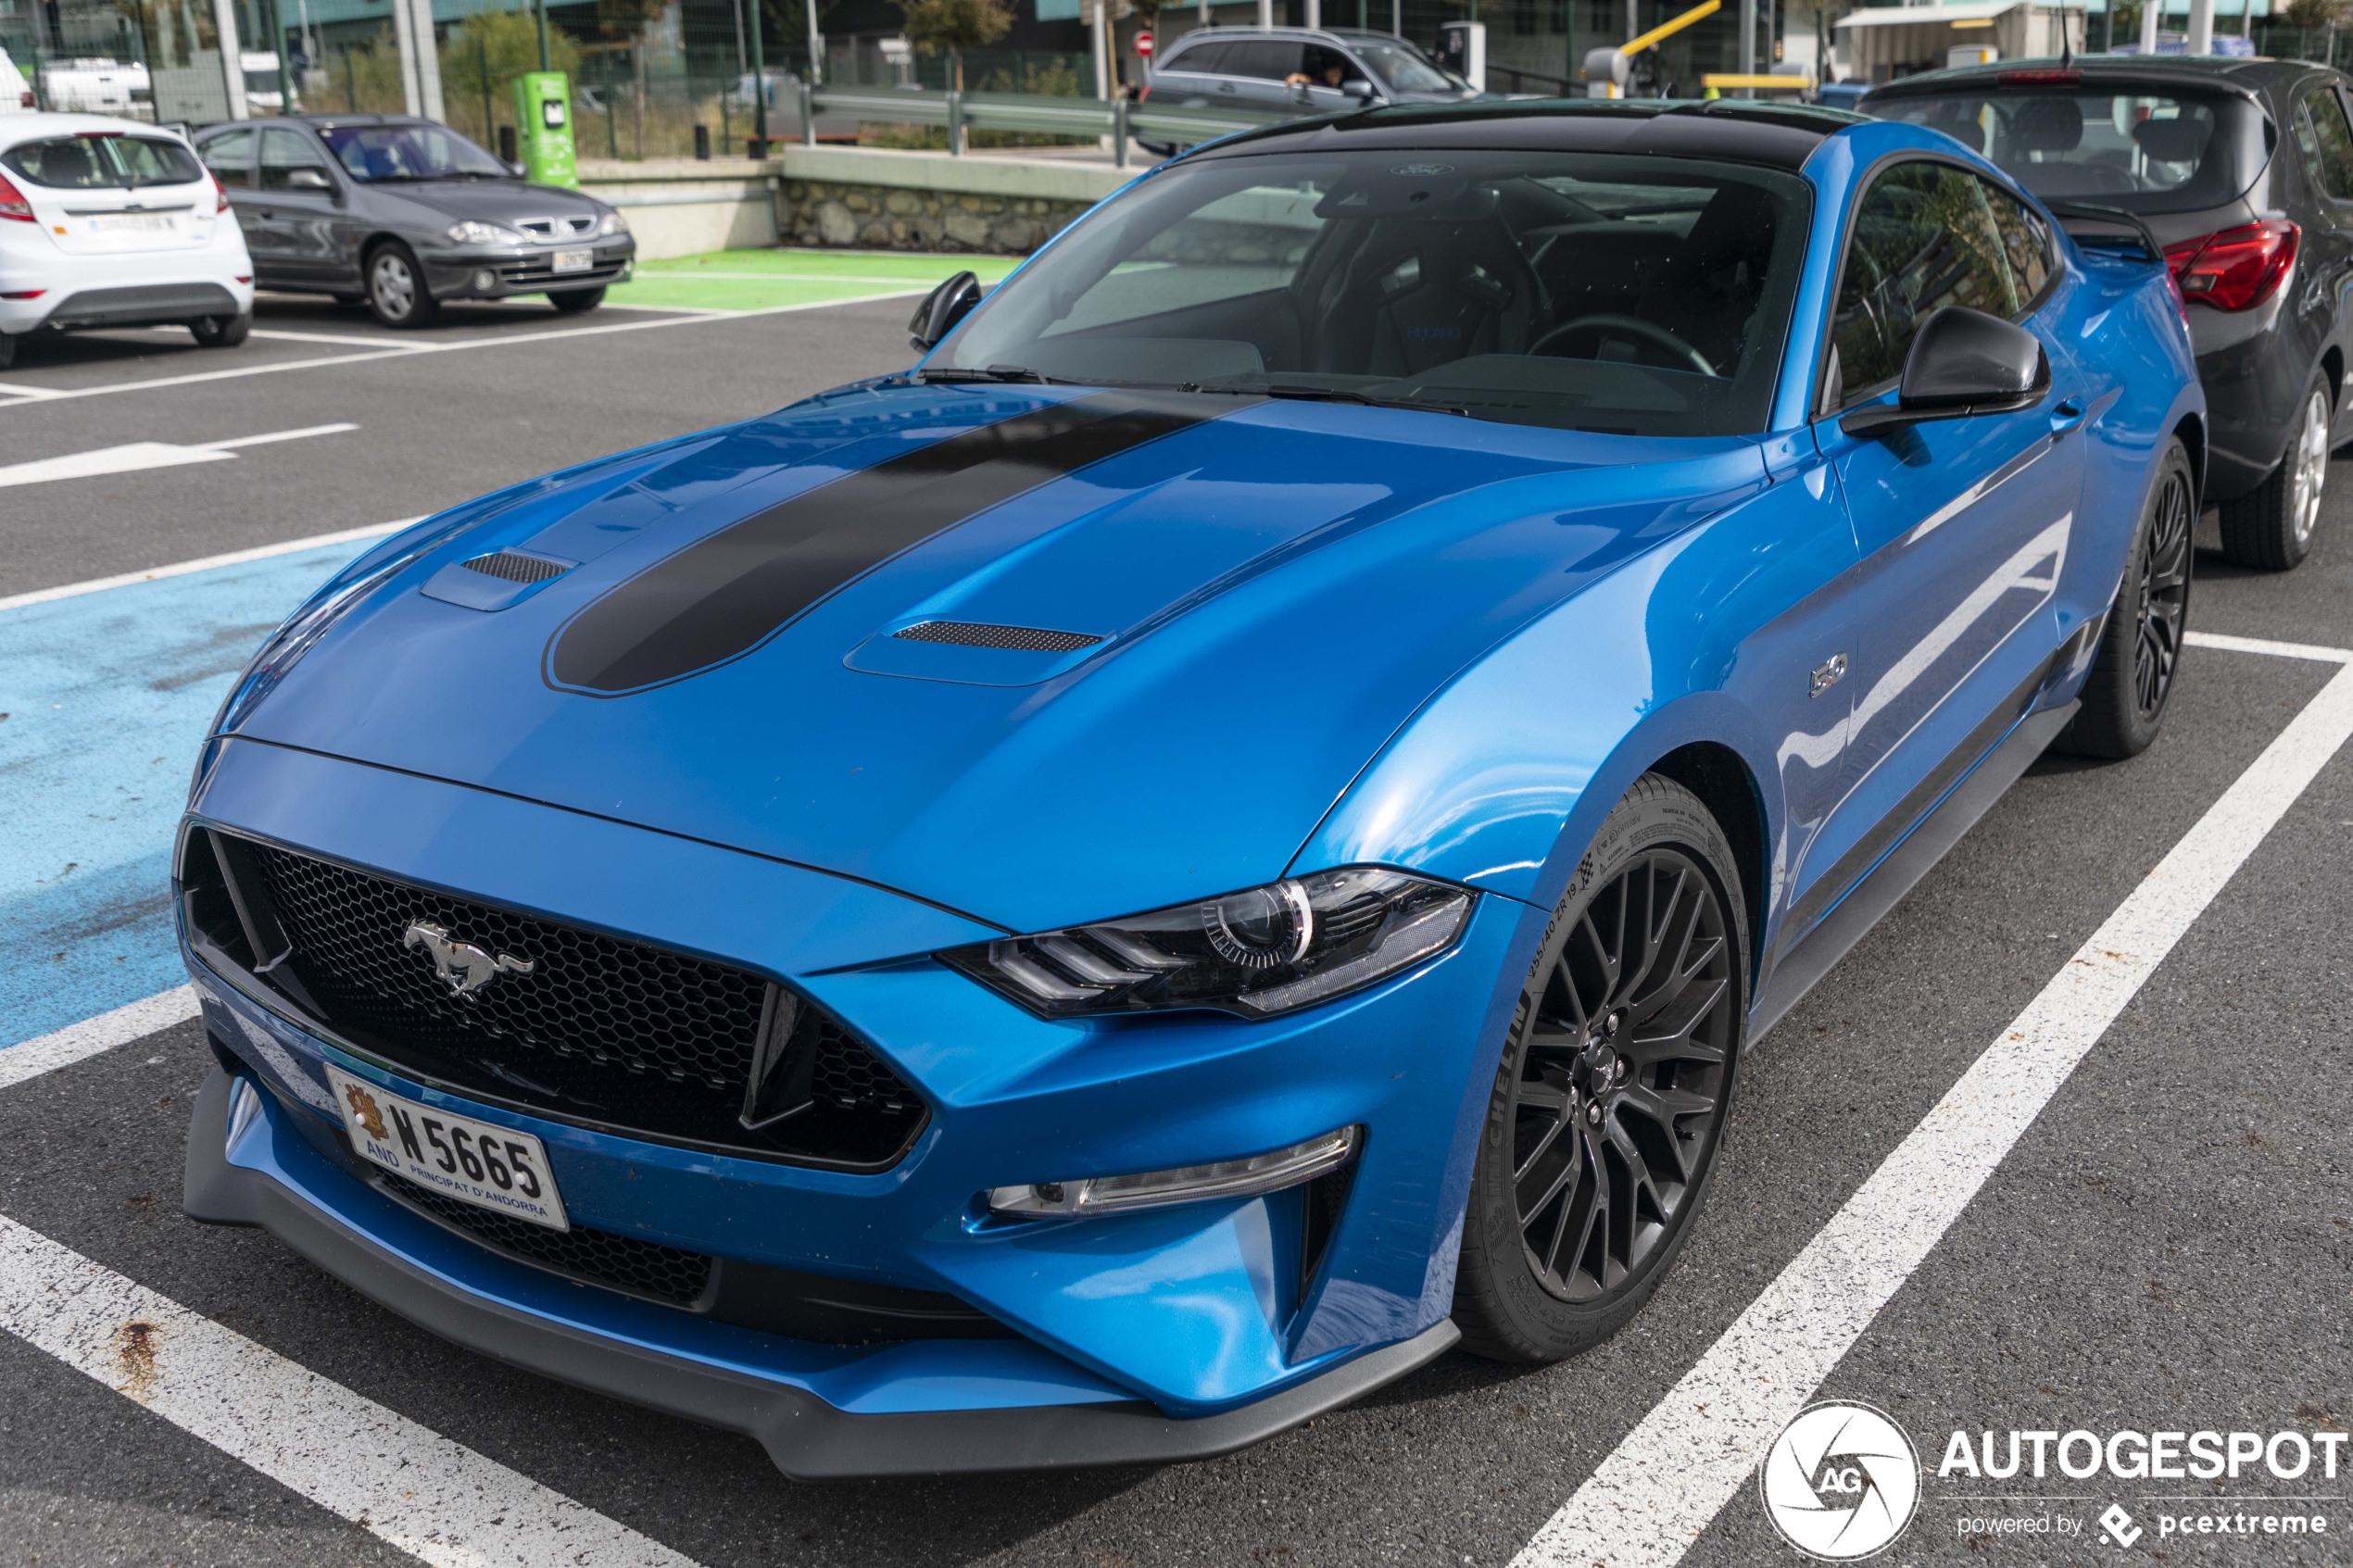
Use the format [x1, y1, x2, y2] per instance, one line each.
[2042, 200, 2166, 265]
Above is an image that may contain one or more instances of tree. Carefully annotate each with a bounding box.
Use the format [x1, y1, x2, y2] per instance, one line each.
[2282, 0, 2346, 30]
[441, 9, 581, 119]
[900, 0, 1013, 91]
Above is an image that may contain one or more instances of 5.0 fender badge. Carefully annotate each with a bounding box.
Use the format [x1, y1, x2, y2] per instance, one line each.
[404, 921, 536, 995]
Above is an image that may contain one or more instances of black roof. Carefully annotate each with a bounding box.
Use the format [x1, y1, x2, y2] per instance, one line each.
[1865, 53, 2335, 108]
[1189, 98, 1867, 172]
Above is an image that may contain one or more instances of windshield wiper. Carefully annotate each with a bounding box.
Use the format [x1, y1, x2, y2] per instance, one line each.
[916, 365, 1054, 383]
[1195, 383, 1469, 417]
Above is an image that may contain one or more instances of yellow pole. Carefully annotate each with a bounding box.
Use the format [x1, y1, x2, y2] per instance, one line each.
[1622, 0, 1721, 56]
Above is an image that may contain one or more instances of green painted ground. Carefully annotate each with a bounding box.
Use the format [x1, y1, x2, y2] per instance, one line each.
[608, 247, 1023, 312]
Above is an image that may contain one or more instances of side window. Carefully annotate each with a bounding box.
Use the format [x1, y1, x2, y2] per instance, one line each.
[1227, 42, 1306, 81]
[1980, 179, 2053, 305]
[1828, 160, 2022, 404]
[2296, 83, 2353, 200]
[1164, 40, 1226, 74]
[199, 129, 256, 188]
[260, 127, 333, 192]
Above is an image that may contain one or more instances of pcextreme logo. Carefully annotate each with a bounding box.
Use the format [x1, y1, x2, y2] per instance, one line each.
[1761, 1401, 1923, 1561]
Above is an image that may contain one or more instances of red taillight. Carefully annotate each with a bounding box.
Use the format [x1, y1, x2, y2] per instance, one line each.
[0, 173, 32, 223]
[0, 288, 44, 299]
[15, 92, 30, 108]
[210, 171, 230, 213]
[2164, 219, 2299, 311]
[1999, 68, 2082, 85]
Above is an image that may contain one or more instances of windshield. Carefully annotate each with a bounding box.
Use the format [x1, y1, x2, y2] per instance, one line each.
[1351, 40, 1459, 93]
[321, 122, 509, 182]
[2, 132, 203, 188]
[935, 149, 1809, 437]
[1872, 86, 2269, 213]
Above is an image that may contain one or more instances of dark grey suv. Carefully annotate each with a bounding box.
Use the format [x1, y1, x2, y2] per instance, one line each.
[1870, 56, 2353, 571]
[1144, 28, 1477, 119]
[194, 115, 635, 329]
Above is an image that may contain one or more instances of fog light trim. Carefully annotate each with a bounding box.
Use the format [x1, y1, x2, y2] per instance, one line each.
[988, 1126, 1359, 1219]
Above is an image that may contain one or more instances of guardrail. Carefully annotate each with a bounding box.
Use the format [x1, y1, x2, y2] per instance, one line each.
[796, 84, 1292, 167]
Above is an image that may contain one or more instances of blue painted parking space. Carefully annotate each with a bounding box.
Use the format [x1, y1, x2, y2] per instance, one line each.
[0, 534, 386, 1049]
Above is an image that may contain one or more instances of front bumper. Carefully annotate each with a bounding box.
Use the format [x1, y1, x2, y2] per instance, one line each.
[184, 1063, 1459, 1477]
[180, 736, 1516, 1466]
[424, 238, 635, 301]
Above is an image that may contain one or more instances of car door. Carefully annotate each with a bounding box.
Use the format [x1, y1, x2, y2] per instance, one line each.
[1151, 41, 1236, 106]
[257, 126, 351, 287]
[1223, 40, 1308, 110]
[1796, 158, 2088, 939]
[2291, 78, 2353, 442]
[195, 127, 267, 274]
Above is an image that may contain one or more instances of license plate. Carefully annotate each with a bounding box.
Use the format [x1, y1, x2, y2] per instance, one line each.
[327, 1065, 569, 1231]
[91, 212, 176, 234]
[551, 247, 594, 273]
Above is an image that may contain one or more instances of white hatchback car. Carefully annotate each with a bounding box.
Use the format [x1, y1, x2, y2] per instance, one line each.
[0, 112, 254, 370]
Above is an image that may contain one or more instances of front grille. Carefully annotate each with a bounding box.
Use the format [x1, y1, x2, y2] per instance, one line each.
[385, 1174, 713, 1307]
[462, 551, 570, 584]
[186, 832, 925, 1168]
[893, 621, 1104, 653]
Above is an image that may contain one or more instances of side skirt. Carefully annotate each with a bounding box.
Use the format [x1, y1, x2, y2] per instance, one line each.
[1747, 699, 2080, 1046]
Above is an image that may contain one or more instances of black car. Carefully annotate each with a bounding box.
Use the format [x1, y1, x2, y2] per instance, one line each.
[1869, 56, 2352, 571]
[192, 114, 635, 329]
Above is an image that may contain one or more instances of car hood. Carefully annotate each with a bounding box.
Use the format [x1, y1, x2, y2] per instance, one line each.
[232, 383, 1768, 935]
[359, 177, 610, 222]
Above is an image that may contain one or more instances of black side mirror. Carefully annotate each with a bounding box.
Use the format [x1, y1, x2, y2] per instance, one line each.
[1841, 306, 2050, 438]
[908, 270, 983, 352]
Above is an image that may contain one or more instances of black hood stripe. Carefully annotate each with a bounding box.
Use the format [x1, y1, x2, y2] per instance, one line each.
[546, 391, 1232, 696]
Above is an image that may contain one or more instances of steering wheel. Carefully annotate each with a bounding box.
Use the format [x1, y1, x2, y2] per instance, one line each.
[1531, 313, 1718, 377]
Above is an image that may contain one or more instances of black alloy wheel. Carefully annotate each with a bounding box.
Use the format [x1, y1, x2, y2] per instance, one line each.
[2130, 462, 2193, 721]
[2058, 436, 2196, 760]
[188, 310, 251, 349]
[1454, 774, 1747, 1362]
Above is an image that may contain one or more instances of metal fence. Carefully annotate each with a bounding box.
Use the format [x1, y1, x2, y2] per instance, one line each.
[799, 84, 1288, 166]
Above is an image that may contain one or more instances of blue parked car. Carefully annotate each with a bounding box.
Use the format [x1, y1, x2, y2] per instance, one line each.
[180, 99, 2201, 1477]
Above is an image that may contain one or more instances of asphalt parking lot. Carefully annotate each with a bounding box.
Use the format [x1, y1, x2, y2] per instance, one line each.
[3, 285, 2349, 1568]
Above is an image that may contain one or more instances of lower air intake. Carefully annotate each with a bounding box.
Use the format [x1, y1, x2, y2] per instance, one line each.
[892, 621, 1104, 653]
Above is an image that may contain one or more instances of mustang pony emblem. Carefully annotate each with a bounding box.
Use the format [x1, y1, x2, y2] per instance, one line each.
[403, 921, 536, 995]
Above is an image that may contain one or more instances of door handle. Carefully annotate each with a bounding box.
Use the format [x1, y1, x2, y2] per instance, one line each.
[2049, 397, 2087, 437]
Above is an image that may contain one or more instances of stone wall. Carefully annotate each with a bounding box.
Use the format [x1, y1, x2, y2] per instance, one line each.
[783, 179, 1094, 255]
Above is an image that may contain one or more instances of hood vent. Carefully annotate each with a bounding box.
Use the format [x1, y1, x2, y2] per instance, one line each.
[892, 621, 1102, 653]
[463, 551, 573, 584]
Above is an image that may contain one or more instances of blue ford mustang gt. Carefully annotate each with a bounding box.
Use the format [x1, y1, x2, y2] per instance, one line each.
[178, 100, 2201, 1477]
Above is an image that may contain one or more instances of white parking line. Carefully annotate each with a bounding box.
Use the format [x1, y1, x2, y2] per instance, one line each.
[0, 519, 413, 613]
[2183, 627, 2353, 664]
[0, 423, 359, 490]
[0, 379, 63, 399]
[1513, 641, 2353, 1568]
[0, 988, 200, 1092]
[0, 290, 927, 408]
[0, 1216, 701, 1568]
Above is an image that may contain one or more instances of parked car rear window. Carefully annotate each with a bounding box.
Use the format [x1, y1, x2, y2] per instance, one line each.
[1871, 85, 2270, 214]
[3, 132, 203, 189]
[321, 123, 508, 182]
[936, 148, 1811, 437]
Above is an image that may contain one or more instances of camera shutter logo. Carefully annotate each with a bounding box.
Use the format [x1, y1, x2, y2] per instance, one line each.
[1760, 1400, 1921, 1560]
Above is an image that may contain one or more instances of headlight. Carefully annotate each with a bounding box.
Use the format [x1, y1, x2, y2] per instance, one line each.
[598, 209, 628, 236]
[445, 220, 521, 245]
[940, 868, 1474, 1019]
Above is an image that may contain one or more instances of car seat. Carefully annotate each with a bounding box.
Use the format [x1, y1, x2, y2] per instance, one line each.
[1632, 182, 1779, 375]
[36, 138, 101, 187]
[1293, 203, 1548, 377]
